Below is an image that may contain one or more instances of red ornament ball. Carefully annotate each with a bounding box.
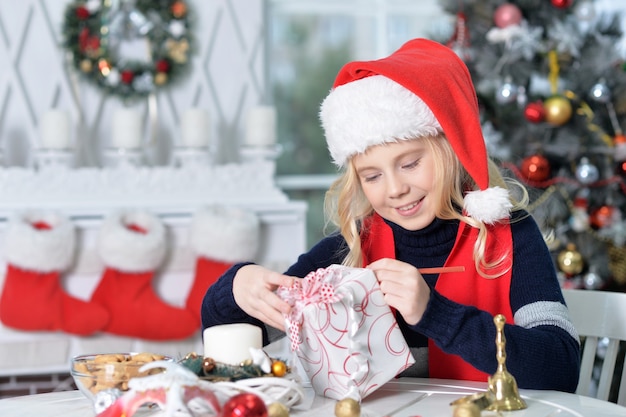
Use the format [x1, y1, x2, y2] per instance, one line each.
[222, 393, 268, 417]
[590, 206, 615, 229]
[524, 101, 545, 123]
[520, 155, 551, 182]
[616, 160, 626, 177]
[494, 3, 523, 28]
[551, 0, 573, 9]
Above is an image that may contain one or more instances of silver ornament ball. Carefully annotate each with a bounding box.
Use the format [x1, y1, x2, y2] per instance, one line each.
[575, 158, 600, 184]
[496, 78, 519, 105]
[589, 81, 611, 104]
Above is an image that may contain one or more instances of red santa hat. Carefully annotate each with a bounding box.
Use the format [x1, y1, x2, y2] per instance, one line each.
[320, 38, 512, 224]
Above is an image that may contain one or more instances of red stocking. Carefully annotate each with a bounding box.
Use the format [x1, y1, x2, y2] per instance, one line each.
[90, 210, 199, 340]
[0, 211, 109, 335]
[185, 206, 260, 317]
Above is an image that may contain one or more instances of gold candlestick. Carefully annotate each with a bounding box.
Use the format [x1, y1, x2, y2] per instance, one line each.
[486, 314, 527, 411]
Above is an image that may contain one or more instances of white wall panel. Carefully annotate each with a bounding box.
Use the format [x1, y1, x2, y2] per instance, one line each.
[0, 0, 268, 167]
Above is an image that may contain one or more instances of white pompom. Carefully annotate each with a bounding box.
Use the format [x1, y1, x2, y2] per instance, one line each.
[464, 187, 512, 224]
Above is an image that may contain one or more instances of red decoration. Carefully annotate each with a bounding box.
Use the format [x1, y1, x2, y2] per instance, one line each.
[494, 3, 523, 28]
[524, 101, 545, 123]
[446, 13, 471, 61]
[222, 393, 268, 417]
[590, 206, 615, 229]
[171, 1, 188, 18]
[78, 28, 100, 56]
[551, 0, 573, 9]
[121, 70, 135, 84]
[520, 155, 551, 182]
[617, 160, 626, 177]
[155, 59, 171, 73]
[75, 6, 90, 20]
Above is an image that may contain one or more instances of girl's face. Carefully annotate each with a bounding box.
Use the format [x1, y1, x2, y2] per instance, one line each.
[353, 139, 437, 231]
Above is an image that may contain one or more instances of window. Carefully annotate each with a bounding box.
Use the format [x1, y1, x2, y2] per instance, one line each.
[269, 0, 451, 247]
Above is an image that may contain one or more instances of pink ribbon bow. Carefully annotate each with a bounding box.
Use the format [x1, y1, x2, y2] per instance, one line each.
[277, 267, 342, 351]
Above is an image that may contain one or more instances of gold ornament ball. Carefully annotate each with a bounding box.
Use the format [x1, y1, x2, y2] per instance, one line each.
[267, 402, 289, 417]
[335, 398, 360, 417]
[544, 96, 573, 126]
[271, 360, 287, 377]
[557, 244, 584, 275]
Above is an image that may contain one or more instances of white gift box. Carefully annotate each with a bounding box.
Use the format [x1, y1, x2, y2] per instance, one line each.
[278, 265, 415, 400]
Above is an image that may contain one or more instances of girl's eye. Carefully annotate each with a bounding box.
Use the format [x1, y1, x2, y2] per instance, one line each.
[362, 173, 381, 183]
[401, 159, 419, 169]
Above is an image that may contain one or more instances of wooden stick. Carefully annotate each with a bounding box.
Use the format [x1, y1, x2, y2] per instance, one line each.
[418, 266, 465, 274]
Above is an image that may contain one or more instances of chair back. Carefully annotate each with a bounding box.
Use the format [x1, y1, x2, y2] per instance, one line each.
[562, 289, 626, 406]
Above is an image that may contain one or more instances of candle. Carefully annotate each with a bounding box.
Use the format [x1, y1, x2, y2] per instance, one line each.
[112, 108, 143, 148]
[181, 108, 210, 147]
[245, 105, 276, 146]
[203, 323, 262, 365]
[40, 110, 71, 149]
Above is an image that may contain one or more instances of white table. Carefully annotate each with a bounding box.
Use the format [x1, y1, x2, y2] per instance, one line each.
[0, 378, 624, 416]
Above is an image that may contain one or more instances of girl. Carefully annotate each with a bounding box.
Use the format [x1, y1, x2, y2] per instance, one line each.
[201, 38, 580, 392]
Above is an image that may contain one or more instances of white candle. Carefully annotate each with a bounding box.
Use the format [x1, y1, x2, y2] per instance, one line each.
[203, 323, 262, 365]
[181, 108, 210, 147]
[112, 108, 143, 148]
[40, 110, 71, 149]
[245, 105, 276, 146]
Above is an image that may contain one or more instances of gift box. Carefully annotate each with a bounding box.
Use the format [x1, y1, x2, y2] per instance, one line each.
[277, 265, 415, 400]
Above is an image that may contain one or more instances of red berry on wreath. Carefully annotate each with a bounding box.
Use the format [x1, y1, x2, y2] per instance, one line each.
[155, 59, 171, 73]
[121, 70, 135, 84]
[171, 1, 188, 18]
[75, 6, 90, 20]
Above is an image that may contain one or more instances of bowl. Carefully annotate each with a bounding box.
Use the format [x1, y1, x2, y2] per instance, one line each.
[70, 352, 172, 402]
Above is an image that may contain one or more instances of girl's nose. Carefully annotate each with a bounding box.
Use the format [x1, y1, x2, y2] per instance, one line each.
[387, 175, 409, 198]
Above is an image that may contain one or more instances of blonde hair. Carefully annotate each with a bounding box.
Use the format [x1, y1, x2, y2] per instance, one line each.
[324, 134, 528, 277]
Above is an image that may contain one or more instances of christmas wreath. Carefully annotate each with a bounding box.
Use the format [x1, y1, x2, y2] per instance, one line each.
[62, 0, 192, 100]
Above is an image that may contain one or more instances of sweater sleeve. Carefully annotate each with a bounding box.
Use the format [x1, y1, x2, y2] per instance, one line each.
[412, 213, 581, 392]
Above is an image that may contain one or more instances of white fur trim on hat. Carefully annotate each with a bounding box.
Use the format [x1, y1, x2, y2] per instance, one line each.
[3, 211, 75, 272]
[320, 75, 442, 167]
[464, 187, 513, 224]
[190, 206, 260, 263]
[97, 210, 166, 272]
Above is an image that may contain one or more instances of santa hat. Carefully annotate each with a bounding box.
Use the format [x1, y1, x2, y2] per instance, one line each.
[320, 38, 512, 224]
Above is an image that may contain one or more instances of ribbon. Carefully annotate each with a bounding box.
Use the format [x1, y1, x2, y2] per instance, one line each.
[277, 267, 342, 351]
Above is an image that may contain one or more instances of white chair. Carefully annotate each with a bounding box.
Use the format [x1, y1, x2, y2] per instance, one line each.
[562, 289, 626, 406]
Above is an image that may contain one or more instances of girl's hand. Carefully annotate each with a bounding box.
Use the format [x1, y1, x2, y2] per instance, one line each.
[232, 264, 295, 331]
[367, 258, 431, 325]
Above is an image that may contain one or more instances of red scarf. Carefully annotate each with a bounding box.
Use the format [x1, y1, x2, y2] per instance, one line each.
[361, 213, 513, 381]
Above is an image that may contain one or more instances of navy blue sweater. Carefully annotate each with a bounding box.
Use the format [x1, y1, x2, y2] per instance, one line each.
[201, 212, 581, 392]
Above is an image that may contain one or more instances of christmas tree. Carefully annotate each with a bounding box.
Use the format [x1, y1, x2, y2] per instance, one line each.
[434, 0, 626, 291]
